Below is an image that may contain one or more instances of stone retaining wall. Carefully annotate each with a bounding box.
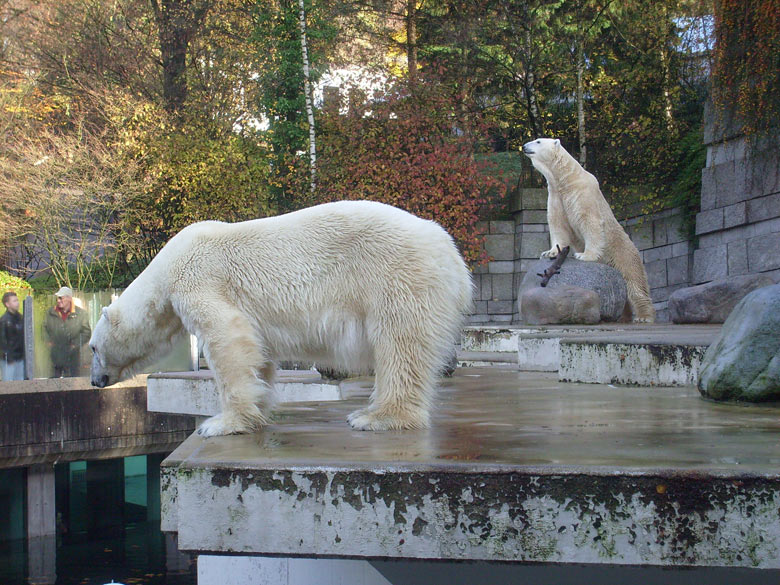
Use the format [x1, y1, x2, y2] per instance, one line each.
[470, 187, 549, 324]
[694, 108, 780, 286]
[622, 207, 694, 322]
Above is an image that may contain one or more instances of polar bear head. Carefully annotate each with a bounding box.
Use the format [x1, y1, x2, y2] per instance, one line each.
[90, 300, 184, 388]
[89, 307, 128, 388]
[522, 138, 568, 181]
[522, 137, 560, 161]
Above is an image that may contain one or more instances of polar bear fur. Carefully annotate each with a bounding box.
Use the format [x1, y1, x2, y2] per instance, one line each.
[89, 200, 473, 436]
[523, 138, 655, 322]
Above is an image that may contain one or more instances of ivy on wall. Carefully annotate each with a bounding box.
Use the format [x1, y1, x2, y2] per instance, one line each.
[712, 0, 780, 139]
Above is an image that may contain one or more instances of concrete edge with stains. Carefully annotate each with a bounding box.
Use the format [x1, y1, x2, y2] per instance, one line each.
[165, 461, 780, 568]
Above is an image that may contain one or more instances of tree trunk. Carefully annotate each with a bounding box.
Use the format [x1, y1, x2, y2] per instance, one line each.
[150, 0, 210, 114]
[576, 39, 587, 167]
[658, 5, 674, 130]
[406, 0, 418, 84]
[659, 45, 674, 129]
[524, 29, 543, 137]
[298, 0, 316, 193]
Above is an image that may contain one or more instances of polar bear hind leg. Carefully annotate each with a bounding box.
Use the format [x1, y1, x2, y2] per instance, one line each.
[348, 291, 455, 431]
[174, 294, 274, 437]
[606, 239, 656, 323]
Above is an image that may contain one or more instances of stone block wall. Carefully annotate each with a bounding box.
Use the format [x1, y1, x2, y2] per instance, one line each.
[622, 208, 694, 322]
[471, 220, 515, 324]
[694, 126, 780, 285]
[469, 187, 548, 324]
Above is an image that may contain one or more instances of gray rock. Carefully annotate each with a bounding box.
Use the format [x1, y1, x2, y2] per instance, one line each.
[698, 283, 780, 402]
[520, 285, 600, 325]
[668, 274, 775, 324]
[518, 258, 627, 322]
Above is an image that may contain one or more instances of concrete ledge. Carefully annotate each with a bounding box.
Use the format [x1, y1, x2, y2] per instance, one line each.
[516, 327, 595, 372]
[457, 351, 518, 368]
[514, 325, 720, 385]
[161, 368, 780, 569]
[0, 376, 195, 469]
[461, 326, 522, 353]
[560, 341, 706, 386]
[174, 464, 780, 567]
[148, 370, 343, 417]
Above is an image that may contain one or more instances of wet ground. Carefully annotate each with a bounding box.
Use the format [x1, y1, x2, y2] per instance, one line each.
[163, 367, 780, 570]
[182, 367, 780, 474]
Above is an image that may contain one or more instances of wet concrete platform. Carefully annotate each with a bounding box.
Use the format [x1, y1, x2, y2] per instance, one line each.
[161, 367, 780, 569]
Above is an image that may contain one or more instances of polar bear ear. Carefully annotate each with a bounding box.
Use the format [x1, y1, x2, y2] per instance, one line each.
[554, 139, 560, 147]
[103, 306, 120, 328]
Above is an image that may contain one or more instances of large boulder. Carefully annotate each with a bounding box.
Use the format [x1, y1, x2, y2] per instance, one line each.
[518, 258, 627, 322]
[669, 274, 775, 324]
[698, 283, 780, 402]
[520, 284, 600, 325]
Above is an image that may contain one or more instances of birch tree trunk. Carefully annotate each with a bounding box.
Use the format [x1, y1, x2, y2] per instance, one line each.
[524, 30, 543, 137]
[576, 39, 587, 167]
[298, 0, 316, 193]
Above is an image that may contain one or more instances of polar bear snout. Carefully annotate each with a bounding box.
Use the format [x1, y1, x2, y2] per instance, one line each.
[92, 373, 109, 388]
[90, 349, 114, 388]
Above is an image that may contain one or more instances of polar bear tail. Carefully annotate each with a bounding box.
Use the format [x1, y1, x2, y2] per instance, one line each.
[607, 233, 656, 323]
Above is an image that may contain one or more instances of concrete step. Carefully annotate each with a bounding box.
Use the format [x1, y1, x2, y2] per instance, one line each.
[463, 324, 722, 386]
[147, 370, 343, 417]
[559, 340, 706, 386]
[160, 367, 780, 569]
[523, 325, 721, 386]
[456, 350, 518, 368]
[461, 326, 523, 353]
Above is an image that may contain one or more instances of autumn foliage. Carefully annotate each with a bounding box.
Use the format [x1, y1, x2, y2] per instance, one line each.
[285, 81, 505, 265]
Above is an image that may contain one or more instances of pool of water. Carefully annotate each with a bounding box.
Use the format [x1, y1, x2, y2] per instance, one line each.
[0, 520, 195, 585]
[0, 454, 195, 585]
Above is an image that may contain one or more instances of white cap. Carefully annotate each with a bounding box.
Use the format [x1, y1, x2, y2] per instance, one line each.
[55, 286, 73, 297]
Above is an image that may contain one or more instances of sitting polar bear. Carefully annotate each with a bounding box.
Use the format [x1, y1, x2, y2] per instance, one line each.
[523, 138, 655, 323]
[89, 200, 473, 436]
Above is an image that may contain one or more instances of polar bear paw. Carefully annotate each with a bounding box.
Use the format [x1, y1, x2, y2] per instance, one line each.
[574, 251, 598, 261]
[347, 408, 428, 431]
[198, 412, 255, 437]
[540, 248, 559, 260]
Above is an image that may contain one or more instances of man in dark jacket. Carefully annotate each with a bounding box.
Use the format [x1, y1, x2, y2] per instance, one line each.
[44, 286, 91, 378]
[0, 291, 25, 381]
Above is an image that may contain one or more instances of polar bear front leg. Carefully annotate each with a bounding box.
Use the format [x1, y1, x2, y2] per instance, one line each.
[178, 299, 273, 437]
[573, 214, 606, 262]
[541, 192, 576, 259]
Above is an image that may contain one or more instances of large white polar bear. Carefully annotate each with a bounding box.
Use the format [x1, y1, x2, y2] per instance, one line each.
[523, 138, 656, 322]
[89, 200, 473, 436]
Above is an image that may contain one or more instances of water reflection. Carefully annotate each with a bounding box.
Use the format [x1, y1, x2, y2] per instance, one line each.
[0, 454, 195, 585]
[0, 522, 194, 585]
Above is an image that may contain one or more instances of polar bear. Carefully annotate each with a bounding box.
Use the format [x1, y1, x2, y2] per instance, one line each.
[523, 138, 655, 322]
[89, 200, 473, 436]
